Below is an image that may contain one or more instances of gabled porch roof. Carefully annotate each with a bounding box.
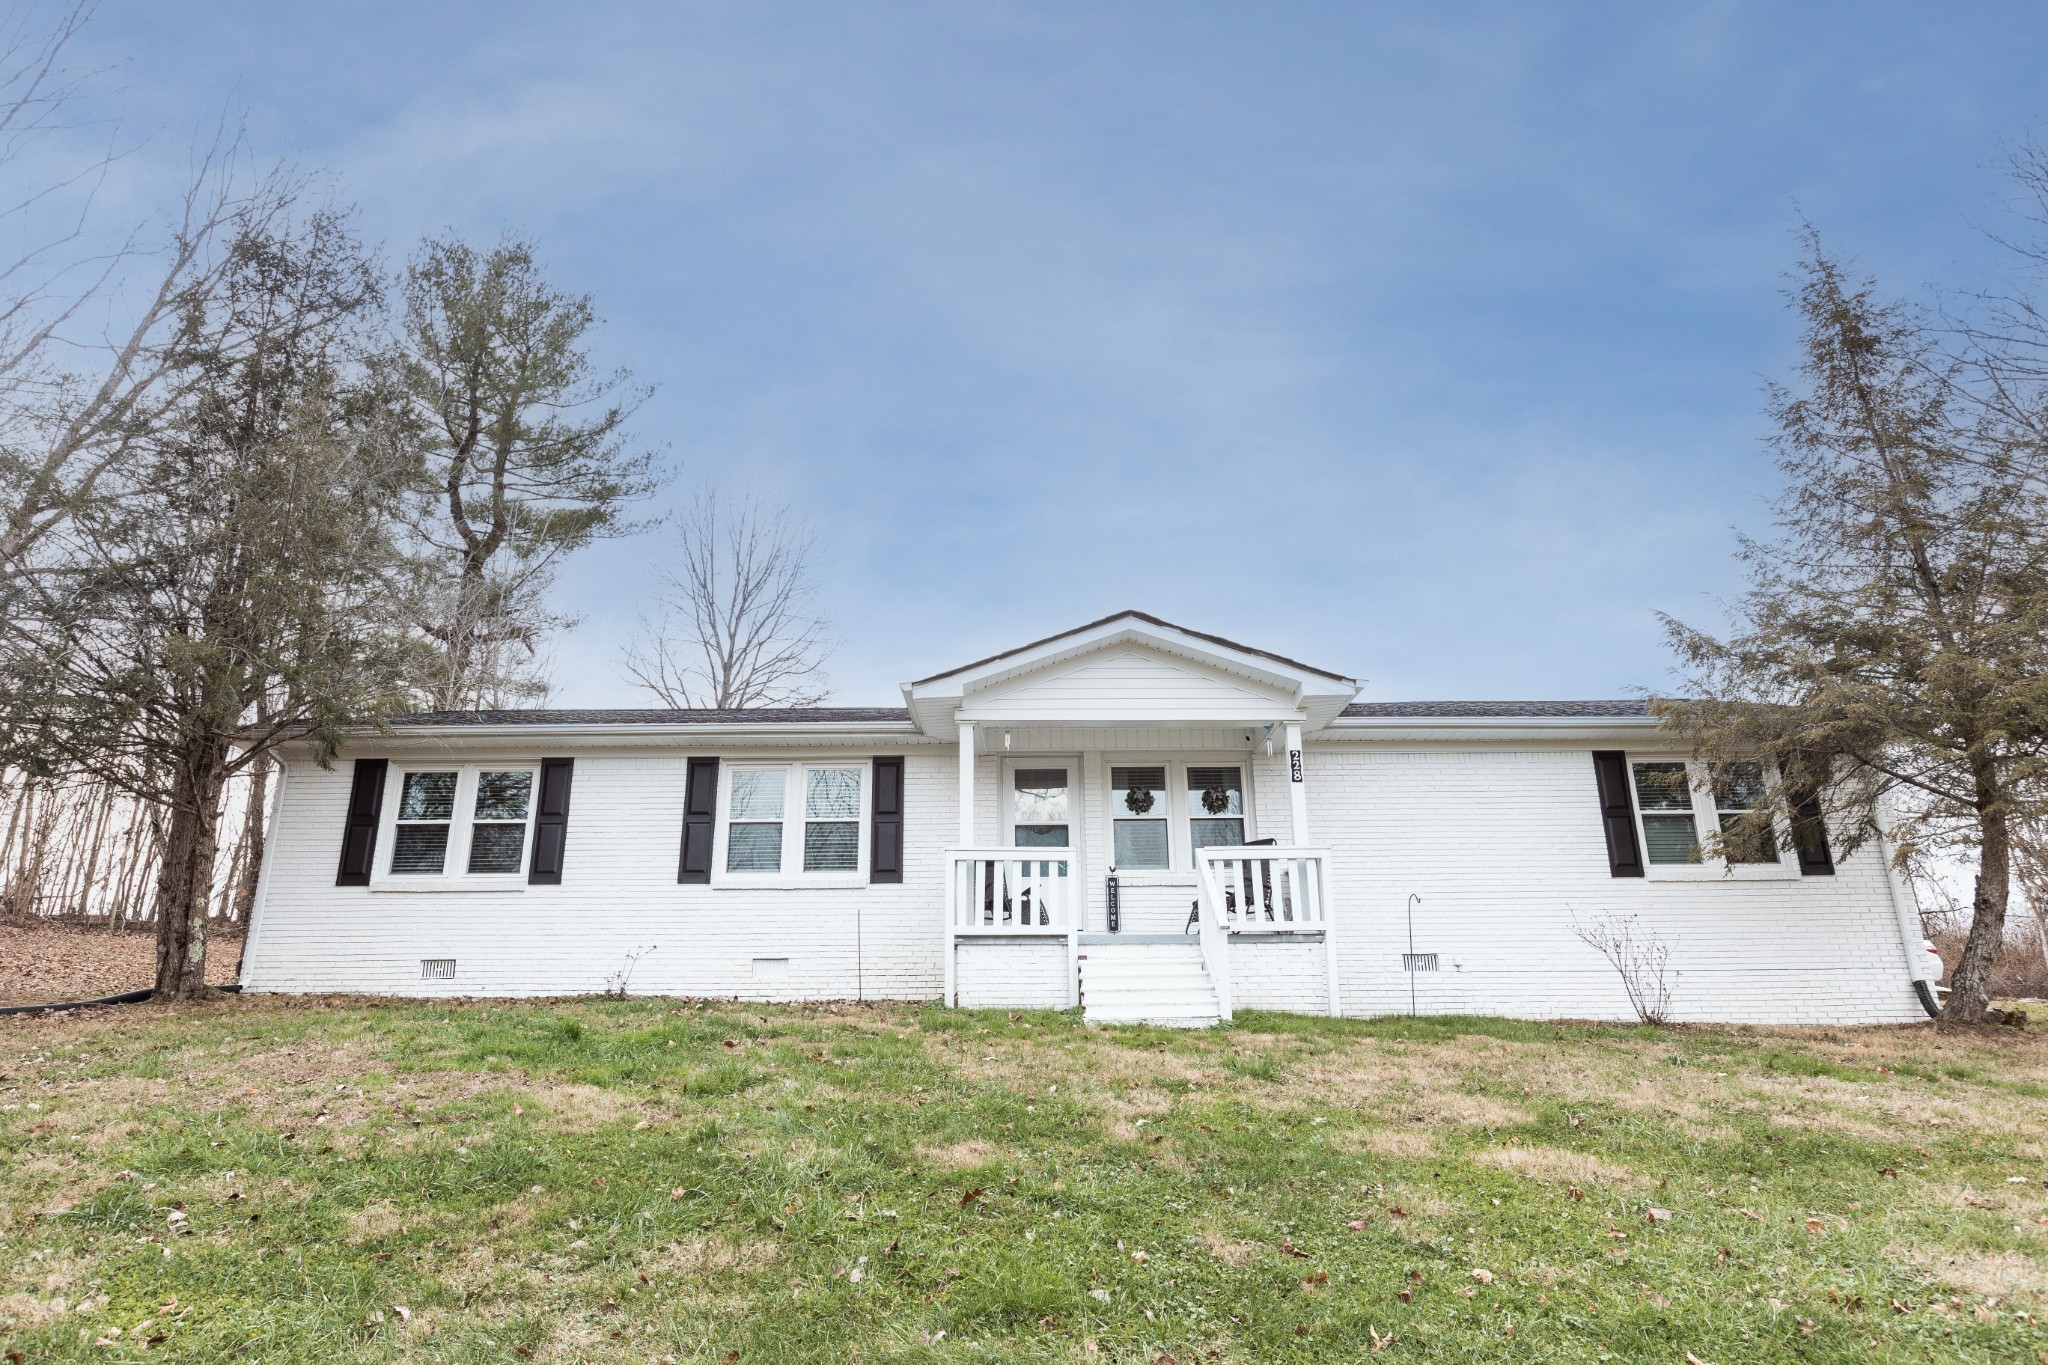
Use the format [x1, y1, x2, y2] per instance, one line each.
[901, 610, 1362, 736]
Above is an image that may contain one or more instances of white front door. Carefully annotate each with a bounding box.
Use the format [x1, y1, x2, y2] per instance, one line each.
[1000, 757, 1081, 928]
[1005, 757, 1078, 852]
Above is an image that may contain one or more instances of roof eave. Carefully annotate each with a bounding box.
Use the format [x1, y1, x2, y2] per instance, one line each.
[300, 719, 933, 751]
[1322, 714, 1666, 743]
[907, 610, 1356, 690]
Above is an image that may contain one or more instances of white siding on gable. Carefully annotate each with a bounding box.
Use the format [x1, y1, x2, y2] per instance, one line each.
[963, 647, 1297, 723]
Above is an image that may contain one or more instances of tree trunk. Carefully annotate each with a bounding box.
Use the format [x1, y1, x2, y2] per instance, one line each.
[1943, 791, 2011, 1025]
[232, 754, 271, 919]
[152, 734, 231, 999]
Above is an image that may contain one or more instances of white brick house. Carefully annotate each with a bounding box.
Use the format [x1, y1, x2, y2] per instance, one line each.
[240, 612, 1937, 1026]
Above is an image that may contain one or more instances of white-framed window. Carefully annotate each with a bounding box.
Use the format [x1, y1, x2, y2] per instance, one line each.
[718, 761, 869, 880]
[1106, 757, 1255, 874]
[1110, 764, 1170, 869]
[381, 765, 538, 881]
[1185, 764, 1247, 862]
[1628, 756, 1792, 879]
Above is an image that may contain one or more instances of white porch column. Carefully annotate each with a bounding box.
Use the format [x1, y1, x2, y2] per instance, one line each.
[1285, 720, 1308, 843]
[957, 720, 976, 847]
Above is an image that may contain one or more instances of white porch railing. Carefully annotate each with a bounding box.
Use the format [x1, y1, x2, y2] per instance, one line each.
[943, 849, 1081, 1008]
[1194, 845, 1341, 1020]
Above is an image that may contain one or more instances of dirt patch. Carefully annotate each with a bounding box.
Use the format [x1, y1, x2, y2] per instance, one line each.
[917, 1140, 1007, 1170]
[1340, 1128, 1436, 1160]
[345, 1200, 410, 1244]
[1198, 1228, 1260, 1265]
[945, 1036, 1220, 1094]
[1915, 1248, 2048, 1302]
[0, 1291, 68, 1331]
[0, 920, 240, 1006]
[524, 1081, 644, 1130]
[642, 1237, 780, 1274]
[1474, 1144, 1636, 1187]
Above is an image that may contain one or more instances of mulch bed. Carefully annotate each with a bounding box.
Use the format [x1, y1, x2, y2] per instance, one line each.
[0, 919, 242, 1006]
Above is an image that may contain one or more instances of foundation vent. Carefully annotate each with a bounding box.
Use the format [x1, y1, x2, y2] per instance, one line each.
[421, 958, 457, 980]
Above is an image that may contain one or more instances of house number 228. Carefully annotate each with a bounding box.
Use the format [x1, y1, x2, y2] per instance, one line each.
[1289, 749, 1303, 783]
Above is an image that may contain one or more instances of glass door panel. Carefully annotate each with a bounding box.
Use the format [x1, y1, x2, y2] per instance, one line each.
[1012, 766, 1071, 847]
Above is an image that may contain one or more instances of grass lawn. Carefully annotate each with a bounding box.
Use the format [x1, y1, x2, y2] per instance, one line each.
[3, 999, 2046, 1362]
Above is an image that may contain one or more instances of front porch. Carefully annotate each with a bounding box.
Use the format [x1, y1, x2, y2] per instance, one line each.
[898, 613, 1360, 1025]
[942, 840, 1340, 1025]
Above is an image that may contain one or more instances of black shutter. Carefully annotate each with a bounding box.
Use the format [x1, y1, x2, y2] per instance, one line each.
[678, 757, 719, 883]
[870, 756, 904, 883]
[1791, 788, 1836, 876]
[528, 757, 574, 885]
[1591, 751, 1644, 878]
[335, 758, 388, 886]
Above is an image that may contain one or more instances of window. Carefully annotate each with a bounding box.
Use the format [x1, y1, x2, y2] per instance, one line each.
[1013, 768, 1071, 847]
[804, 767, 862, 871]
[1186, 765, 1246, 864]
[1111, 765, 1170, 869]
[384, 766, 537, 880]
[393, 771, 457, 874]
[1630, 761, 1699, 865]
[721, 762, 868, 878]
[1628, 757, 1788, 875]
[726, 768, 786, 872]
[468, 770, 535, 873]
[1711, 762, 1779, 864]
[1103, 759, 1254, 873]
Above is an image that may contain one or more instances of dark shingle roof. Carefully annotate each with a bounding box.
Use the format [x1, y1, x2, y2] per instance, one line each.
[1339, 700, 1650, 719]
[386, 707, 914, 727]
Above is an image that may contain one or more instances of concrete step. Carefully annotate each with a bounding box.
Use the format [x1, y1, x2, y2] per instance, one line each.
[1079, 944, 1221, 1029]
[1085, 1013, 1221, 1029]
[1081, 975, 1215, 995]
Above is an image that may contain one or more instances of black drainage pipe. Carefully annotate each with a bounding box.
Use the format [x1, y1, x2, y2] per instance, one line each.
[0, 983, 241, 1018]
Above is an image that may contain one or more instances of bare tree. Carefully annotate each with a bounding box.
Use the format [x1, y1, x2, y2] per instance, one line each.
[620, 490, 830, 709]
[0, 5, 296, 581]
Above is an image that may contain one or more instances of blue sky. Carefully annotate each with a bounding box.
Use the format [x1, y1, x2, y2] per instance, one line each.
[87, 1, 2048, 704]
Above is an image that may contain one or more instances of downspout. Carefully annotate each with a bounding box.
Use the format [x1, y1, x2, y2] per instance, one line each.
[1876, 794, 1940, 1020]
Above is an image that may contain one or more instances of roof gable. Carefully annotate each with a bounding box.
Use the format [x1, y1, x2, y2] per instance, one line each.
[961, 644, 1297, 723]
[903, 611, 1360, 733]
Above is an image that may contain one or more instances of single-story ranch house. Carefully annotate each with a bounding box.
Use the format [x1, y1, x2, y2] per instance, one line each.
[240, 612, 1936, 1026]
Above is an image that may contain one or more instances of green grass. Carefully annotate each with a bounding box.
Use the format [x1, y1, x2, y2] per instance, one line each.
[3, 999, 2046, 1361]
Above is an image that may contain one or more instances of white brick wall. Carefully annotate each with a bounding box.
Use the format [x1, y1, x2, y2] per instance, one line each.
[1307, 746, 1923, 1025]
[244, 736, 1925, 1024]
[955, 939, 1070, 1009]
[242, 746, 955, 1001]
[1228, 936, 1330, 1013]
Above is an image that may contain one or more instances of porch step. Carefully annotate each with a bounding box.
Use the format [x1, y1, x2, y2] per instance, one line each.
[1079, 943, 1221, 1028]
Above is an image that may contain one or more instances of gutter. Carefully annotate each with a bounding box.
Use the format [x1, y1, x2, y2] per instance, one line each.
[1319, 716, 1667, 744]
[276, 721, 942, 758]
[375, 720, 931, 741]
[1325, 715, 1663, 731]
